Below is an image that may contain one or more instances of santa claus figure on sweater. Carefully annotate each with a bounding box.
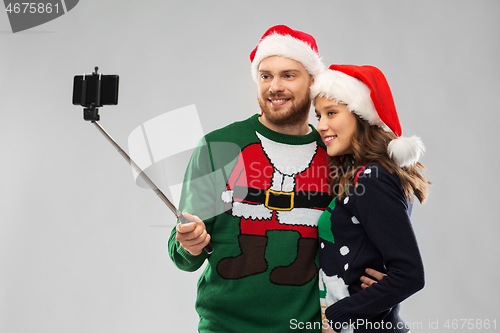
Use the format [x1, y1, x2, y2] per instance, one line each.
[217, 132, 330, 286]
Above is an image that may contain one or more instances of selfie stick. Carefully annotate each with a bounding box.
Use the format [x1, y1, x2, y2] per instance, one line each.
[75, 67, 212, 255]
[91, 121, 213, 255]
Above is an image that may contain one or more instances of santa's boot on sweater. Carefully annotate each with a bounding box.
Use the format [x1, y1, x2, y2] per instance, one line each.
[216, 234, 268, 279]
[270, 237, 318, 286]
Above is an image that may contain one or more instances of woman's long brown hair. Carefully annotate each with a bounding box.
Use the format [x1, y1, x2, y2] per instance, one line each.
[329, 115, 431, 203]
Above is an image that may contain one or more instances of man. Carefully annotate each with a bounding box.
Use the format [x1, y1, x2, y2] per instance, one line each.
[168, 25, 382, 332]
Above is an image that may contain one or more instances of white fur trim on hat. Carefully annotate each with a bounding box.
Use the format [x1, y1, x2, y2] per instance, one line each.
[388, 136, 425, 167]
[251, 34, 325, 82]
[310, 69, 384, 127]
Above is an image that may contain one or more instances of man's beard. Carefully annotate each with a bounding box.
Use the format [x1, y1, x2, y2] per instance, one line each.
[258, 94, 311, 128]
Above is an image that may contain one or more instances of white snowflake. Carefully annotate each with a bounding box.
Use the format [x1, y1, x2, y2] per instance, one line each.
[344, 263, 349, 271]
[340, 246, 350, 256]
[351, 216, 360, 224]
[344, 196, 349, 204]
[321, 242, 325, 249]
[364, 168, 372, 174]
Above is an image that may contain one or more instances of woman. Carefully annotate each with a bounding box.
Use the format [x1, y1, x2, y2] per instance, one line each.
[310, 64, 431, 333]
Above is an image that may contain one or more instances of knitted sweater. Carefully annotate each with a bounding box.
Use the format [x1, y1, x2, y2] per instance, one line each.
[318, 163, 424, 333]
[168, 114, 331, 333]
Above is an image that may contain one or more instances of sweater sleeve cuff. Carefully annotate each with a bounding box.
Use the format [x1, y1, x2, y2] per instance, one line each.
[325, 302, 349, 331]
[176, 243, 199, 261]
[325, 303, 409, 333]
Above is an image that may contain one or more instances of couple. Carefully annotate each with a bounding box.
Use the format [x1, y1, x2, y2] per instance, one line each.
[168, 25, 430, 333]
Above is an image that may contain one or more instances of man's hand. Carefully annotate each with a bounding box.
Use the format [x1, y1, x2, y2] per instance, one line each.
[360, 268, 386, 289]
[175, 213, 211, 256]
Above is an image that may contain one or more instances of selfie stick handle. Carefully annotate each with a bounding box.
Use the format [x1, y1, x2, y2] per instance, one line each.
[91, 120, 213, 255]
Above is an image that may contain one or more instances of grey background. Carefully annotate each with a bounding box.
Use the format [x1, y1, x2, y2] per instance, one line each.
[1, 1, 499, 332]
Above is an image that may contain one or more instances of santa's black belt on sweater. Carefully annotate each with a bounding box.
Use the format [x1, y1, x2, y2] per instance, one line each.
[232, 186, 331, 211]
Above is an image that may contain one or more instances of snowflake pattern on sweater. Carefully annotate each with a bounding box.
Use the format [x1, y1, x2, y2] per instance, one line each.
[318, 163, 424, 333]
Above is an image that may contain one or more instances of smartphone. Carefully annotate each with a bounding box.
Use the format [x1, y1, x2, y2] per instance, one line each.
[72, 74, 119, 107]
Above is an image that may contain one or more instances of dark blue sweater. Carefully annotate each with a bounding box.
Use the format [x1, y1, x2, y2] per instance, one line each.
[318, 163, 424, 332]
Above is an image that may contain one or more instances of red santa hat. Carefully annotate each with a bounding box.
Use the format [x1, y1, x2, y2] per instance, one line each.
[250, 25, 325, 82]
[310, 64, 425, 167]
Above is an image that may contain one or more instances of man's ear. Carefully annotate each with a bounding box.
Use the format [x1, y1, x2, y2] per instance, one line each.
[308, 75, 315, 105]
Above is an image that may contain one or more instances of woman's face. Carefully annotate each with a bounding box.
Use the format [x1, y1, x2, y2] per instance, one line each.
[315, 95, 357, 157]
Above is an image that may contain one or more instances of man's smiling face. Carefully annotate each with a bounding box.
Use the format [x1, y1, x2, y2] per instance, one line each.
[257, 56, 313, 129]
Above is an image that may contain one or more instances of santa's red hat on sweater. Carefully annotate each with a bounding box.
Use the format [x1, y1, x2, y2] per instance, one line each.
[310, 64, 425, 167]
[250, 25, 325, 82]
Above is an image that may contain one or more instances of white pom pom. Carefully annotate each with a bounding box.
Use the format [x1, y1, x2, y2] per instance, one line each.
[387, 136, 425, 167]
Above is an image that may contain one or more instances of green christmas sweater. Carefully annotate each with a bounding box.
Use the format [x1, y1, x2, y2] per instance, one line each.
[168, 114, 332, 332]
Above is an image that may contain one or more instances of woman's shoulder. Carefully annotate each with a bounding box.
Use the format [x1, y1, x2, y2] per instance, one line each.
[354, 162, 401, 189]
[349, 162, 410, 211]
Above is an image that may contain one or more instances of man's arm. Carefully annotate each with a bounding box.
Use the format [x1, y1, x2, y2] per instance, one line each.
[167, 139, 216, 272]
